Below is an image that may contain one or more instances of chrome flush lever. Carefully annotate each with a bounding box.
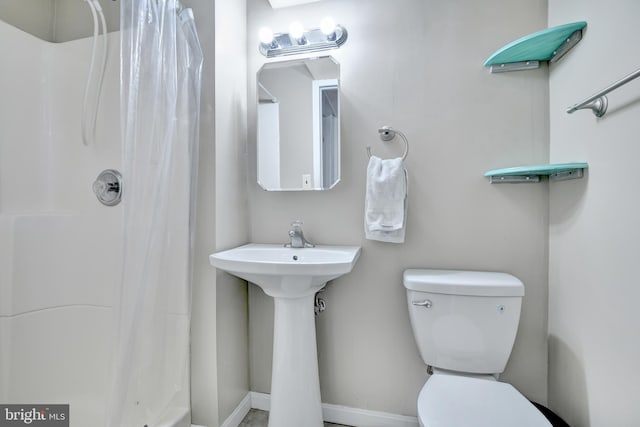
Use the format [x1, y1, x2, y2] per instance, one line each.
[412, 300, 432, 308]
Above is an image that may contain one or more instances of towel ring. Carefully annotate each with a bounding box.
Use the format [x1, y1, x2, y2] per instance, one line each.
[366, 126, 409, 160]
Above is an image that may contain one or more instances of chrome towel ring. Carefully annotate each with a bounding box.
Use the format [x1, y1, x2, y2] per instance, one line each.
[366, 126, 409, 160]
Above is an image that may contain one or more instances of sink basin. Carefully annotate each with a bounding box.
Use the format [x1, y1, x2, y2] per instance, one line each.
[209, 242, 361, 427]
[209, 243, 361, 298]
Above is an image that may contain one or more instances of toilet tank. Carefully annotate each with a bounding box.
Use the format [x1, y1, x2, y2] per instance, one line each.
[403, 269, 524, 375]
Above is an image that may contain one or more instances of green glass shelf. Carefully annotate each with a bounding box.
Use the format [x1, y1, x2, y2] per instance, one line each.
[484, 21, 587, 73]
[484, 162, 588, 183]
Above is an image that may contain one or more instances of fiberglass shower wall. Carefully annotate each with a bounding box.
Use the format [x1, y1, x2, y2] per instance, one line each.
[0, 19, 122, 422]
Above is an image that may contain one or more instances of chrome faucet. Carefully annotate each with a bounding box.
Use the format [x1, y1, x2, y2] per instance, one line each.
[285, 220, 315, 248]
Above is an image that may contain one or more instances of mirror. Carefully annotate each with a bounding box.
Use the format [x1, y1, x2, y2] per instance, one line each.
[257, 56, 340, 191]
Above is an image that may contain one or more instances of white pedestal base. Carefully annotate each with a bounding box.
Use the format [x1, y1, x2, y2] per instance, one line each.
[268, 294, 323, 427]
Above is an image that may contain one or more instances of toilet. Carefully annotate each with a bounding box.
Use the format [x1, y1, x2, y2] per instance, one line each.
[403, 269, 551, 427]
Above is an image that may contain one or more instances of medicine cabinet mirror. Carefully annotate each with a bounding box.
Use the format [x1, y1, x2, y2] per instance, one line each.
[257, 56, 340, 191]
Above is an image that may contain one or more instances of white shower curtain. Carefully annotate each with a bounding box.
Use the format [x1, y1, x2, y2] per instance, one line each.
[108, 1, 203, 426]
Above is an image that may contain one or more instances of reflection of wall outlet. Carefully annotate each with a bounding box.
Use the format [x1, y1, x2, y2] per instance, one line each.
[302, 174, 311, 189]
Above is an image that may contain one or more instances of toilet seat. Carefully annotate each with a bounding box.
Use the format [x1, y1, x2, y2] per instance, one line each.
[418, 375, 551, 427]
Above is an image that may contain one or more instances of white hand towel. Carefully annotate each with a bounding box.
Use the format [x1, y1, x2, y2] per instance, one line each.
[364, 155, 408, 243]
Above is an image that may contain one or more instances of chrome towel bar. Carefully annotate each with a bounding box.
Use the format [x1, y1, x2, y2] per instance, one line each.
[567, 67, 640, 117]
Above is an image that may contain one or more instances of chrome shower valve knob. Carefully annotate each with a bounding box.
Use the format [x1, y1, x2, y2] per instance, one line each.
[93, 169, 122, 206]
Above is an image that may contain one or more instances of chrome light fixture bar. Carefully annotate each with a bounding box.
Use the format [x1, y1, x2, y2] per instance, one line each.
[259, 21, 348, 58]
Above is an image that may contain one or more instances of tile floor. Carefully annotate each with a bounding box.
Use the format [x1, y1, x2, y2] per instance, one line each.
[239, 409, 352, 427]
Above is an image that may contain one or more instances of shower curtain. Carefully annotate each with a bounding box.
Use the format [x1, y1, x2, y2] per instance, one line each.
[108, 1, 203, 426]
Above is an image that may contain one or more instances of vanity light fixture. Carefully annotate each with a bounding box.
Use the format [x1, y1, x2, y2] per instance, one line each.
[259, 27, 277, 48]
[289, 21, 307, 44]
[320, 16, 337, 41]
[258, 17, 348, 58]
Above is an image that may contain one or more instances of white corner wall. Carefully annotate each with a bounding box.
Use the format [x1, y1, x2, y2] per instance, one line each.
[247, 0, 549, 417]
[214, 0, 251, 425]
[548, 1, 640, 426]
[189, 2, 222, 427]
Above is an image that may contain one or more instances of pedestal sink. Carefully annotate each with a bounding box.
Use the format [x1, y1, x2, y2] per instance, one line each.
[209, 243, 361, 427]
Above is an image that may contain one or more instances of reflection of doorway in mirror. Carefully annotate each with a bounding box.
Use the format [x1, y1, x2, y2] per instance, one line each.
[312, 79, 339, 190]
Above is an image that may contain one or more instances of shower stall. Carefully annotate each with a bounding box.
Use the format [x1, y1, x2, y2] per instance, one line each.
[0, 1, 202, 426]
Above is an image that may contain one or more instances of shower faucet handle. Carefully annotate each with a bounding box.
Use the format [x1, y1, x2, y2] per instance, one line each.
[93, 169, 123, 207]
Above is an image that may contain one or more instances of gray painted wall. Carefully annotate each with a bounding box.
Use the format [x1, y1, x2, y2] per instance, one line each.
[51, 0, 119, 42]
[247, 0, 549, 416]
[214, 0, 251, 425]
[0, 0, 118, 42]
[548, 1, 640, 426]
[0, 0, 55, 41]
[188, 1, 220, 426]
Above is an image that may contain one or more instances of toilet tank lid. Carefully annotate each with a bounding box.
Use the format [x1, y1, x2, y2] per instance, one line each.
[403, 269, 524, 297]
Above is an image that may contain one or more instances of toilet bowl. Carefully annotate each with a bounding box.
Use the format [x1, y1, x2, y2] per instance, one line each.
[403, 269, 551, 427]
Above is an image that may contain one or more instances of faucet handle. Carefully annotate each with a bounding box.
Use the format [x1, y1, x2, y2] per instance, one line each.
[285, 220, 315, 248]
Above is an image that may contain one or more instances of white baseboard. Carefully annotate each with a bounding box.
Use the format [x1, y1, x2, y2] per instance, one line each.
[220, 392, 252, 427]
[322, 401, 419, 427]
[249, 392, 270, 412]
[249, 392, 419, 427]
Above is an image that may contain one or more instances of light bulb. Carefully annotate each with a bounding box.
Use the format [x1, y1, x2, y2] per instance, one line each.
[320, 16, 336, 36]
[289, 21, 305, 41]
[258, 27, 274, 45]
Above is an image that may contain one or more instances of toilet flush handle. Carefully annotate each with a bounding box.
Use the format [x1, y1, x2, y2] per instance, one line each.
[412, 299, 432, 308]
